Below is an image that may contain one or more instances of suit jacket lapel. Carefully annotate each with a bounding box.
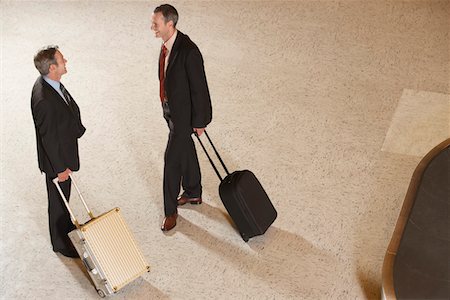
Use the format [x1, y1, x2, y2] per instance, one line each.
[41, 77, 76, 117]
[166, 31, 183, 77]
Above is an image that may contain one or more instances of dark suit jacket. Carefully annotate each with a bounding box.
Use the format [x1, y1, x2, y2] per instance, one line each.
[160, 31, 212, 132]
[31, 76, 85, 176]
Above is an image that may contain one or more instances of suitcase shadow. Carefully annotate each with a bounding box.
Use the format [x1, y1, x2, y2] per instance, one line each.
[177, 200, 237, 229]
[177, 212, 340, 297]
[58, 257, 168, 299]
[111, 277, 170, 300]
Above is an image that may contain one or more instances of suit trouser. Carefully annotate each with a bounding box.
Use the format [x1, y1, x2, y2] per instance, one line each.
[45, 174, 75, 251]
[162, 101, 202, 216]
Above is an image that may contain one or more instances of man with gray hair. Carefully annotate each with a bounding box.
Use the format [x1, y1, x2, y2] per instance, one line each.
[31, 46, 85, 258]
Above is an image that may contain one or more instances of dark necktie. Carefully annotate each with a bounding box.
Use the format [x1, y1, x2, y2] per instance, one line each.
[60, 83, 77, 117]
[60, 83, 71, 105]
[159, 45, 168, 102]
[60, 83, 85, 137]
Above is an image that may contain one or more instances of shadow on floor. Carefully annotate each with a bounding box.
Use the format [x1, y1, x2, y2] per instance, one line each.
[357, 268, 381, 299]
[59, 255, 168, 299]
[177, 202, 341, 298]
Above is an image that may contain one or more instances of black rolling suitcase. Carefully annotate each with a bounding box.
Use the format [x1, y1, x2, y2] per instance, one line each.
[196, 131, 277, 242]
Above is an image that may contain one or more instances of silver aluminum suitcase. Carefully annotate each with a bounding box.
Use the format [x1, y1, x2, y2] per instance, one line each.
[53, 174, 150, 297]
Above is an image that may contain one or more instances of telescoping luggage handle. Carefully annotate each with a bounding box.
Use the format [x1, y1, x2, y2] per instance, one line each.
[52, 173, 95, 228]
[195, 130, 230, 181]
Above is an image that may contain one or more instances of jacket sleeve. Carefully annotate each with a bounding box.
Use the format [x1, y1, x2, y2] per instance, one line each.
[186, 47, 212, 128]
[33, 100, 66, 174]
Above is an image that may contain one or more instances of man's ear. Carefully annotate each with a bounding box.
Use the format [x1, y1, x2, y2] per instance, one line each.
[48, 64, 56, 73]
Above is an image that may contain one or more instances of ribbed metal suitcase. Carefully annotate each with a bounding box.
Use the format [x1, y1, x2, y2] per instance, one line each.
[196, 131, 277, 242]
[53, 175, 150, 297]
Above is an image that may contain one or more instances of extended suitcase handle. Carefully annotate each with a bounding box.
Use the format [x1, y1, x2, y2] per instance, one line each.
[195, 130, 230, 181]
[52, 173, 95, 227]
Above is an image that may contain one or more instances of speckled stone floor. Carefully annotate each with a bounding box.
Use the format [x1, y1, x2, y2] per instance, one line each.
[1, 1, 449, 299]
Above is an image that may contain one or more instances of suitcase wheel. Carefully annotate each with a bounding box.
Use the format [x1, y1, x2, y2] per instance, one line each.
[241, 233, 249, 242]
[97, 289, 106, 298]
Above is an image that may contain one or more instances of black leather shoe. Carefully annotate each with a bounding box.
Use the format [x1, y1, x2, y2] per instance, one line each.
[177, 196, 202, 206]
[161, 212, 178, 231]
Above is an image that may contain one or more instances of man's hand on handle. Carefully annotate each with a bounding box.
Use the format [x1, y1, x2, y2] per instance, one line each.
[194, 128, 205, 136]
[57, 168, 72, 182]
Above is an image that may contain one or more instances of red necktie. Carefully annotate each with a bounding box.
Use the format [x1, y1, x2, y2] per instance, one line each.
[159, 45, 168, 102]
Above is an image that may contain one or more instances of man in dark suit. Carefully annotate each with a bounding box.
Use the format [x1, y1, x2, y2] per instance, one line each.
[151, 4, 212, 231]
[31, 46, 86, 257]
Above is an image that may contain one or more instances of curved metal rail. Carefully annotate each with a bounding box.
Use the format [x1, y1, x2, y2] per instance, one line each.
[381, 138, 450, 299]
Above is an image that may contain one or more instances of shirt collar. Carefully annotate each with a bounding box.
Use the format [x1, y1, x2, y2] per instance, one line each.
[43, 75, 61, 90]
[164, 29, 178, 53]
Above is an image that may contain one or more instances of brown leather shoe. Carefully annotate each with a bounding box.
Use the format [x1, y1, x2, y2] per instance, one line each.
[177, 196, 202, 206]
[161, 212, 178, 231]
